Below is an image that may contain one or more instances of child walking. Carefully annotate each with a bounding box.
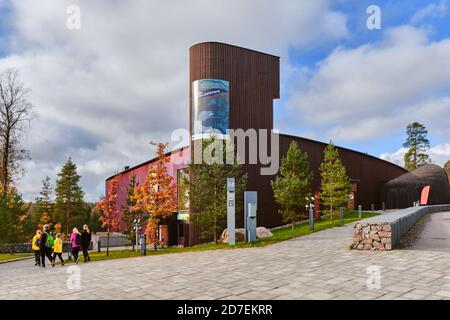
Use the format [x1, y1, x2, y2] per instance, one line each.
[52, 233, 64, 267]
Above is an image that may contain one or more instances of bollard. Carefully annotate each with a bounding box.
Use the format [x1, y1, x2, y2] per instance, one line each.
[358, 205, 362, 219]
[140, 235, 147, 256]
[340, 207, 344, 226]
[98, 240, 101, 253]
[68, 242, 72, 261]
[309, 207, 314, 231]
[371, 204, 374, 212]
[382, 202, 386, 211]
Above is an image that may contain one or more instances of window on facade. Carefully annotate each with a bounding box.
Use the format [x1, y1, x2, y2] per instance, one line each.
[177, 168, 189, 211]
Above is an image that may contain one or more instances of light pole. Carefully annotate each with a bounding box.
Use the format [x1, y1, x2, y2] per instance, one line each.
[133, 219, 141, 252]
[305, 196, 315, 231]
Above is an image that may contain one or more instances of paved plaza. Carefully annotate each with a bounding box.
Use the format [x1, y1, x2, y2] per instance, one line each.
[1, 214, 450, 300]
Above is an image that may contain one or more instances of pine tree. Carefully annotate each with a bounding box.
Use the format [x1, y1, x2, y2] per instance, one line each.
[34, 176, 53, 217]
[122, 174, 141, 248]
[187, 136, 247, 244]
[87, 202, 102, 233]
[319, 142, 351, 224]
[23, 203, 39, 238]
[0, 188, 29, 249]
[54, 158, 85, 236]
[272, 141, 313, 230]
[403, 122, 431, 171]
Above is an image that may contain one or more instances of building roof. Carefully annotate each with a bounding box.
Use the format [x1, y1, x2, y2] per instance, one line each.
[190, 42, 280, 59]
[106, 133, 407, 181]
[105, 145, 189, 181]
[279, 133, 406, 172]
[383, 164, 450, 208]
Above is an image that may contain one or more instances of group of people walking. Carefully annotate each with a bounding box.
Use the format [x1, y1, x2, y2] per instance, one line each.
[31, 224, 92, 268]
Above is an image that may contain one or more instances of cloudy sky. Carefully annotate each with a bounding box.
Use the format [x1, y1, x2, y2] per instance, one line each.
[0, 0, 449, 202]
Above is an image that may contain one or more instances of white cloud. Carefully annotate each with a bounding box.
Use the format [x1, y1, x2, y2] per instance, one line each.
[380, 143, 450, 168]
[0, 0, 348, 201]
[284, 25, 450, 143]
[411, 0, 447, 25]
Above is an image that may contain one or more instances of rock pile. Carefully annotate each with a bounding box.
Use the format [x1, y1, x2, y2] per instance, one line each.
[352, 222, 392, 251]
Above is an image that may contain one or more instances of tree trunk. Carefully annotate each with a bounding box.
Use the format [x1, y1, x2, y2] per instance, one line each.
[66, 198, 71, 236]
[154, 224, 158, 252]
[214, 216, 217, 245]
[2, 129, 10, 197]
[292, 212, 295, 231]
[107, 230, 110, 256]
[331, 192, 334, 226]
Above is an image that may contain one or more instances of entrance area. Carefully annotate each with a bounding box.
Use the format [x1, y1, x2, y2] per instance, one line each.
[167, 212, 190, 247]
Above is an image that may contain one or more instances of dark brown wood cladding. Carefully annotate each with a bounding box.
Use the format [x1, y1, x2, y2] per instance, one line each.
[187, 42, 407, 244]
[189, 42, 279, 135]
[188, 42, 281, 245]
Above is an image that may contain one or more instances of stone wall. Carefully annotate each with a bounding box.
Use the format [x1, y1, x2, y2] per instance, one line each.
[352, 222, 392, 251]
[352, 204, 450, 251]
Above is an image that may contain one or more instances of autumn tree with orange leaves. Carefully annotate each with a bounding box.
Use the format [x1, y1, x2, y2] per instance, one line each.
[132, 142, 177, 251]
[38, 212, 52, 230]
[95, 175, 121, 256]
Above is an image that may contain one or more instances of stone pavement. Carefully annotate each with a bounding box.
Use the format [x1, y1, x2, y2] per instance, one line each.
[1, 215, 450, 300]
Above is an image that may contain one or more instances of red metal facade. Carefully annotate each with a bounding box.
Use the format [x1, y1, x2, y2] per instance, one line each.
[105, 148, 189, 231]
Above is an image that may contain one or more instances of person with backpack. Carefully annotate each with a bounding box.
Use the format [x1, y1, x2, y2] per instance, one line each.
[80, 224, 91, 262]
[70, 227, 81, 263]
[52, 233, 64, 267]
[39, 224, 54, 268]
[32, 230, 42, 266]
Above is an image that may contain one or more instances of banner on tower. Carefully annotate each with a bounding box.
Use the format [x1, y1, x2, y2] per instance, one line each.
[192, 79, 229, 140]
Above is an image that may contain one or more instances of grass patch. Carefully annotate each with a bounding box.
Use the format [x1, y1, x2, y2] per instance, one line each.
[260, 211, 378, 245]
[58, 211, 379, 265]
[0, 253, 33, 262]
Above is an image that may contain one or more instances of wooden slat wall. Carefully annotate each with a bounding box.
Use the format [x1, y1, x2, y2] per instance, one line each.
[188, 42, 280, 245]
[189, 42, 279, 134]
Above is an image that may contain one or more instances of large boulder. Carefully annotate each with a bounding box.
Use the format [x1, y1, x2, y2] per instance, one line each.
[220, 228, 245, 243]
[256, 227, 273, 239]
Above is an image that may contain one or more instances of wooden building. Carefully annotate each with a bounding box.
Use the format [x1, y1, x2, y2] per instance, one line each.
[106, 42, 407, 246]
